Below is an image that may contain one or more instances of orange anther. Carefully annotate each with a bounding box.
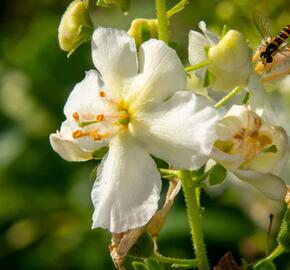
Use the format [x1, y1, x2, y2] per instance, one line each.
[91, 131, 102, 141]
[96, 114, 104, 121]
[72, 130, 85, 139]
[99, 90, 106, 97]
[72, 112, 80, 121]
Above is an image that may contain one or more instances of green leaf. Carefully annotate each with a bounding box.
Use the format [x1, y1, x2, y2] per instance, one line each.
[263, 145, 278, 154]
[89, 165, 99, 182]
[242, 91, 250, 104]
[278, 209, 290, 251]
[221, 25, 230, 38]
[203, 70, 214, 88]
[208, 163, 227, 185]
[128, 232, 154, 259]
[132, 262, 149, 270]
[92, 146, 108, 160]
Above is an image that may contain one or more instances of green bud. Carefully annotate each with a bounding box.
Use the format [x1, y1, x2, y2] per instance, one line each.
[97, 0, 130, 13]
[128, 19, 158, 47]
[128, 232, 154, 259]
[58, 0, 93, 56]
[208, 30, 252, 92]
[277, 209, 290, 251]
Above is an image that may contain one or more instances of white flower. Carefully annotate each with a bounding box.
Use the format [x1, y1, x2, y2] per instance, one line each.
[50, 27, 220, 233]
[211, 105, 289, 200]
[188, 21, 252, 92]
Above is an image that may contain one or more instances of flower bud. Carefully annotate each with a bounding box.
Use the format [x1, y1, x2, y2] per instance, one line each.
[58, 0, 93, 56]
[128, 18, 158, 47]
[208, 30, 252, 92]
[97, 0, 130, 13]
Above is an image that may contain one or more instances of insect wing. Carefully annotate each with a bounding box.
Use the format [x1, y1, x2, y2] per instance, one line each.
[252, 9, 271, 38]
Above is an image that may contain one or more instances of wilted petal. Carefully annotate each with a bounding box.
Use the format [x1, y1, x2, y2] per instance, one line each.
[50, 121, 93, 161]
[91, 134, 161, 233]
[130, 91, 219, 169]
[233, 169, 287, 201]
[92, 27, 138, 98]
[127, 39, 186, 110]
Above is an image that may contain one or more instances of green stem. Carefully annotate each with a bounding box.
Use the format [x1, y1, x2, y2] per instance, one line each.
[214, 86, 242, 109]
[167, 0, 188, 18]
[179, 170, 210, 270]
[155, 0, 169, 43]
[159, 168, 179, 178]
[184, 60, 209, 72]
[254, 245, 284, 268]
[152, 252, 197, 266]
[266, 245, 284, 261]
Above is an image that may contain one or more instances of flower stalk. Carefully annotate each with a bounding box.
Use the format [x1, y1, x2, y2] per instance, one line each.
[214, 86, 242, 109]
[179, 170, 210, 270]
[184, 60, 210, 72]
[155, 0, 169, 43]
[152, 252, 197, 266]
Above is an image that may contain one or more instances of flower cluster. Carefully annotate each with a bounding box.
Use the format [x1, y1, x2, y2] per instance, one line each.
[50, 2, 290, 269]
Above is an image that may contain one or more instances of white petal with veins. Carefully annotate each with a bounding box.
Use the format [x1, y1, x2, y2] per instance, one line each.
[49, 121, 94, 161]
[233, 169, 286, 201]
[127, 39, 186, 110]
[91, 134, 161, 233]
[130, 91, 219, 169]
[92, 27, 138, 99]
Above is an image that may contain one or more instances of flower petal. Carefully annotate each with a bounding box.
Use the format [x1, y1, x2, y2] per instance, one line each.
[210, 147, 244, 170]
[247, 126, 289, 174]
[198, 21, 219, 45]
[91, 134, 161, 233]
[91, 27, 138, 99]
[64, 70, 106, 119]
[233, 169, 287, 201]
[49, 121, 93, 161]
[130, 91, 219, 169]
[188, 30, 209, 80]
[127, 39, 186, 110]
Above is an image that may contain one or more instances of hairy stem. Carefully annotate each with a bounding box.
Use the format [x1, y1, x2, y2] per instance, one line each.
[179, 170, 210, 270]
[152, 252, 197, 266]
[155, 0, 169, 43]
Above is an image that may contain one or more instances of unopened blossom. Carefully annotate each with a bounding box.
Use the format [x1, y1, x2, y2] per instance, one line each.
[211, 105, 289, 200]
[50, 27, 219, 233]
[128, 18, 158, 47]
[188, 21, 252, 92]
[58, 0, 93, 55]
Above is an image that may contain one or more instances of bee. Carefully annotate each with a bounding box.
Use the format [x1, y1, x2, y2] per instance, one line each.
[252, 9, 290, 65]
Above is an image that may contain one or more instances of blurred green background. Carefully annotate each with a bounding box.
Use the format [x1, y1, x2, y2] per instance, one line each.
[0, 0, 290, 269]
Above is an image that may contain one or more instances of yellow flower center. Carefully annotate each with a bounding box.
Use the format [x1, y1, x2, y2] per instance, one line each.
[71, 89, 131, 142]
[215, 115, 273, 166]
